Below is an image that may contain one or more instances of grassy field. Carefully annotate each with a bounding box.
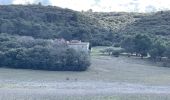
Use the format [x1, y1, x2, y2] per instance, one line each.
[1, 94, 170, 100]
[0, 46, 170, 100]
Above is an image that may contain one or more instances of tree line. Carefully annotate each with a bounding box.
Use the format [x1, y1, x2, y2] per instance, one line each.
[0, 33, 90, 71]
[121, 34, 170, 60]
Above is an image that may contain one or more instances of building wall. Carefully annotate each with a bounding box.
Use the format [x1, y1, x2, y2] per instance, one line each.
[68, 42, 89, 53]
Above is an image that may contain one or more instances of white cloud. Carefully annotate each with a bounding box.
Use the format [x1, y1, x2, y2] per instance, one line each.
[12, 0, 36, 4]
[93, 0, 170, 12]
[12, 0, 170, 12]
[95, 0, 138, 12]
[49, 0, 96, 11]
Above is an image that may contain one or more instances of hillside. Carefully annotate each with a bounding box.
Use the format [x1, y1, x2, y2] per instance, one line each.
[0, 5, 169, 45]
[120, 11, 170, 42]
[0, 5, 112, 46]
[86, 11, 170, 43]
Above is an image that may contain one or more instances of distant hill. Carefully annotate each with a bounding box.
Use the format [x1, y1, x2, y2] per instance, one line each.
[120, 11, 170, 42]
[0, 5, 169, 46]
[87, 11, 170, 43]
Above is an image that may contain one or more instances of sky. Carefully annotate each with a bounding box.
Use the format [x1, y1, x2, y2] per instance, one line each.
[0, 0, 170, 12]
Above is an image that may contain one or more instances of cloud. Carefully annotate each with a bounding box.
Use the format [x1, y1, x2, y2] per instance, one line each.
[91, 0, 170, 12]
[9, 0, 170, 12]
[48, 0, 170, 12]
[12, 0, 34, 4]
[49, 0, 96, 11]
[12, 0, 50, 5]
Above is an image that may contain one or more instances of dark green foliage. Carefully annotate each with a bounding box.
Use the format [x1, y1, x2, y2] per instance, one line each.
[121, 11, 170, 38]
[113, 43, 121, 47]
[0, 5, 113, 46]
[112, 51, 120, 57]
[0, 33, 90, 71]
[121, 34, 152, 57]
[121, 36, 135, 54]
[149, 41, 166, 60]
[165, 45, 170, 59]
[133, 34, 152, 57]
[86, 11, 169, 45]
[0, 5, 169, 47]
[121, 34, 170, 60]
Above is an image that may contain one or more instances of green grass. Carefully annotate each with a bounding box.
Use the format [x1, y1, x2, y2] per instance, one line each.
[91, 46, 108, 56]
[1, 46, 170, 100]
[58, 94, 170, 100]
[1, 94, 170, 100]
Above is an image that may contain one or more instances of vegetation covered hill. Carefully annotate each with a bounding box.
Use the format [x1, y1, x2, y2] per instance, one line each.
[120, 11, 170, 42]
[0, 5, 169, 44]
[85, 11, 170, 43]
[0, 5, 113, 46]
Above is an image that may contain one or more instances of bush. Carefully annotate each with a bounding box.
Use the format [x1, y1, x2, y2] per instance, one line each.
[121, 34, 152, 57]
[113, 43, 121, 47]
[165, 45, 170, 59]
[0, 34, 90, 71]
[112, 51, 120, 57]
[149, 41, 166, 61]
[101, 41, 113, 46]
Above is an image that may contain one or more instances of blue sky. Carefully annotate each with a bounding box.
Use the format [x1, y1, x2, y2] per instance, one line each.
[0, 0, 170, 12]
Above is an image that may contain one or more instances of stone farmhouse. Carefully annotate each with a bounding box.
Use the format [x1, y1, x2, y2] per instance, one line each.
[67, 40, 90, 53]
[54, 39, 90, 53]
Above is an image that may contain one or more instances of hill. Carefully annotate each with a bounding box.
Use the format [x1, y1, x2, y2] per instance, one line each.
[120, 11, 170, 42]
[0, 5, 112, 46]
[86, 11, 170, 43]
[0, 5, 169, 45]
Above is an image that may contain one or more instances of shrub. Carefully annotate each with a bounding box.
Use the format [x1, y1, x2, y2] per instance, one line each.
[112, 51, 120, 57]
[101, 41, 113, 46]
[165, 45, 170, 59]
[149, 41, 166, 61]
[0, 34, 91, 71]
[121, 34, 152, 57]
[113, 43, 121, 47]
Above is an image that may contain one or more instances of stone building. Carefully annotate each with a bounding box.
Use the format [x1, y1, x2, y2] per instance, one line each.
[67, 40, 90, 53]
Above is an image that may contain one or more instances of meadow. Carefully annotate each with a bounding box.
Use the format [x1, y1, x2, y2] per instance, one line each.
[0, 46, 170, 100]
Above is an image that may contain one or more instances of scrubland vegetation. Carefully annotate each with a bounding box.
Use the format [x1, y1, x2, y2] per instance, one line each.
[98, 33, 170, 66]
[0, 33, 90, 71]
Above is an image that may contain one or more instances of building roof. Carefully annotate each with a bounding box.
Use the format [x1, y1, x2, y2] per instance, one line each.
[68, 42, 89, 45]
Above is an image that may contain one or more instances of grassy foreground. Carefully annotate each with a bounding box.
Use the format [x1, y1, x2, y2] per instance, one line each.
[1, 93, 170, 100]
[0, 46, 170, 100]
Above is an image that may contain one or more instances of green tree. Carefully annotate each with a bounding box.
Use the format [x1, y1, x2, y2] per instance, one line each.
[121, 36, 135, 54]
[149, 41, 166, 61]
[165, 45, 170, 59]
[133, 34, 152, 57]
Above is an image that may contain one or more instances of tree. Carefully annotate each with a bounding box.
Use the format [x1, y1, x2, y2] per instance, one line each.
[133, 34, 152, 57]
[121, 34, 152, 58]
[0, 34, 91, 71]
[165, 45, 170, 59]
[149, 41, 166, 61]
[121, 36, 135, 54]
